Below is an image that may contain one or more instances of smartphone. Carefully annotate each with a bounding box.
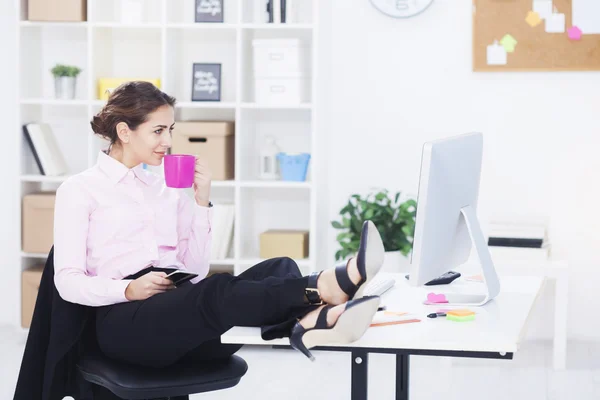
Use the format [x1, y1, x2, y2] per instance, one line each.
[164, 270, 199, 286]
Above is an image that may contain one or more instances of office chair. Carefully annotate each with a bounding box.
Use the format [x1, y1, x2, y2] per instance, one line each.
[26, 246, 248, 400]
[77, 347, 248, 399]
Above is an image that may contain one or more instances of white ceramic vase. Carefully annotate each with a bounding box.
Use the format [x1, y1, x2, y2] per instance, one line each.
[54, 76, 76, 100]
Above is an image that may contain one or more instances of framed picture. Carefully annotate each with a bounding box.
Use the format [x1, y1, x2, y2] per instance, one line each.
[195, 0, 224, 23]
[191, 63, 222, 102]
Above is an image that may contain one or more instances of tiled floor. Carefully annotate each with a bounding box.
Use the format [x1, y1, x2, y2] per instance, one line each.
[2, 324, 598, 399]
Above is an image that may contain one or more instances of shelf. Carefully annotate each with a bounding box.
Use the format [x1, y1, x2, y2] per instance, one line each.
[91, 23, 163, 29]
[20, 98, 88, 106]
[241, 24, 313, 30]
[12, 0, 320, 329]
[21, 251, 237, 267]
[21, 252, 48, 259]
[20, 21, 88, 28]
[240, 103, 313, 110]
[94, 100, 237, 109]
[20, 175, 70, 183]
[176, 101, 237, 109]
[212, 180, 236, 188]
[238, 181, 311, 189]
[210, 259, 236, 265]
[166, 23, 238, 30]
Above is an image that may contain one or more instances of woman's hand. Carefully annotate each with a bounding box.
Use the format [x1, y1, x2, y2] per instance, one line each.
[125, 272, 175, 301]
[193, 158, 212, 207]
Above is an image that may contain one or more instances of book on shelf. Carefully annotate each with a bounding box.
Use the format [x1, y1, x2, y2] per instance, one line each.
[476, 218, 552, 262]
[22, 123, 69, 177]
[210, 202, 235, 260]
[488, 244, 551, 262]
[261, 0, 294, 23]
[487, 221, 548, 249]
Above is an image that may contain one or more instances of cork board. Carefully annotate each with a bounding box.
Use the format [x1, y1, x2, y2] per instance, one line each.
[473, 0, 600, 71]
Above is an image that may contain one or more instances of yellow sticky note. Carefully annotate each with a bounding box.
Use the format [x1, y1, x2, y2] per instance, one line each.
[500, 34, 518, 53]
[526, 11, 542, 27]
[447, 309, 475, 317]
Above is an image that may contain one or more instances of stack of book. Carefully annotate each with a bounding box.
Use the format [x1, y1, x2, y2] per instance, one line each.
[486, 220, 550, 262]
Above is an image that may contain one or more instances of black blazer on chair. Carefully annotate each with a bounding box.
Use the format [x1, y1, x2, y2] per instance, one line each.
[13, 246, 93, 400]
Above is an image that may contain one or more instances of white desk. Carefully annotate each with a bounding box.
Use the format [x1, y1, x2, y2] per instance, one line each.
[462, 259, 569, 369]
[222, 273, 545, 400]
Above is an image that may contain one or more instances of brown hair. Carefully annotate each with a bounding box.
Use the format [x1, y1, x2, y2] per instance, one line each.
[90, 81, 177, 144]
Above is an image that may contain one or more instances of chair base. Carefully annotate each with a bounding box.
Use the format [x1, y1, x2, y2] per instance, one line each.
[77, 347, 247, 399]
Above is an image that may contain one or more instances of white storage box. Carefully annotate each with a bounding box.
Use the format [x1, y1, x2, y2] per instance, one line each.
[254, 77, 310, 105]
[252, 39, 309, 78]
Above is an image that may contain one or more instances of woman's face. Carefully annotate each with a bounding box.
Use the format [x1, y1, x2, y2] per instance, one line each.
[124, 105, 175, 166]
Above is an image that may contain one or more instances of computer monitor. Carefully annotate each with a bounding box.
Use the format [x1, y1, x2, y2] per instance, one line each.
[408, 132, 500, 306]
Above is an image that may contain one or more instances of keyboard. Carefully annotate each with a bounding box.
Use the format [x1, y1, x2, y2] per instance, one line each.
[363, 276, 396, 296]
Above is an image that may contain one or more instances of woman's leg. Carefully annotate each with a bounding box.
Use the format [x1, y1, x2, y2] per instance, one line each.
[95, 270, 313, 368]
[96, 222, 384, 367]
[237, 256, 302, 282]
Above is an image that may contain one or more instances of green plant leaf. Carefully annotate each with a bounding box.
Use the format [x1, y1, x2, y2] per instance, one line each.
[51, 64, 82, 77]
[331, 221, 344, 229]
[336, 232, 352, 242]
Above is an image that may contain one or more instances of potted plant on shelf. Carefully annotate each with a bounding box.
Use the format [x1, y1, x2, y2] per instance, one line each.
[51, 64, 82, 100]
[331, 189, 417, 272]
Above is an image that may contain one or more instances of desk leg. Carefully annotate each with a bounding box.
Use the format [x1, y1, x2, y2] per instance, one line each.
[351, 350, 368, 400]
[554, 274, 568, 370]
[396, 354, 410, 400]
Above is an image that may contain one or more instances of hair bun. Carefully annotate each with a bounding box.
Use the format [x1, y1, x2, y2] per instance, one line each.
[91, 114, 103, 134]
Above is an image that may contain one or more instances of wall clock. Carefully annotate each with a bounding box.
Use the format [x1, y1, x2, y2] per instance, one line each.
[369, 0, 435, 18]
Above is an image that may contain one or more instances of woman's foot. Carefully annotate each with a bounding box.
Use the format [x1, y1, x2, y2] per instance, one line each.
[316, 259, 361, 305]
[312, 220, 385, 305]
[299, 303, 346, 329]
[290, 296, 381, 361]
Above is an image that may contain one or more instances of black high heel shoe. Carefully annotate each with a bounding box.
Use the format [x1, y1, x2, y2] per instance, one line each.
[289, 296, 381, 361]
[306, 220, 385, 304]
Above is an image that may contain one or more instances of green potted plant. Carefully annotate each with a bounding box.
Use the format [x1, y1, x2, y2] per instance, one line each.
[51, 64, 82, 100]
[331, 189, 417, 271]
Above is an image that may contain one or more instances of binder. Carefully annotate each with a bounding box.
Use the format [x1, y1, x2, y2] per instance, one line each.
[23, 123, 69, 176]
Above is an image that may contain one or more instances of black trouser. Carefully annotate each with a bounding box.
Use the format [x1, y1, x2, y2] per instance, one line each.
[95, 257, 315, 368]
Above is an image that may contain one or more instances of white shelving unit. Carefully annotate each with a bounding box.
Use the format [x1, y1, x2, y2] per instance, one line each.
[15, 0, 320, 288]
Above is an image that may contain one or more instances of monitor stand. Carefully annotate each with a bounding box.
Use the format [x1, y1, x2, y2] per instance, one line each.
[442, 205, 501, 306]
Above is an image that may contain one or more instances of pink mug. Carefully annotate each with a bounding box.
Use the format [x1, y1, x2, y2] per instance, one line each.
[164, 154, 196, 188]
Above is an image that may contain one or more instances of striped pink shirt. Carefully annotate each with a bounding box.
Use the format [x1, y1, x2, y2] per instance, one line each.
[53, 150, 213, 307]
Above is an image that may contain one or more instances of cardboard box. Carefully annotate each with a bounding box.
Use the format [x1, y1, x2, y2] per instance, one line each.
[28, 0, 87, 22]
[172, 121, 235, 181]
[97, 78, 162, 100]
[22, 192, 56, 254]
[22, 266, 44, 328]
[260, 230, 309, 259]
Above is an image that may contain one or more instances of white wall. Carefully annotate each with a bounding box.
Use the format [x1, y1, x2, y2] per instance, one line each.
[323, 0, 600, 341]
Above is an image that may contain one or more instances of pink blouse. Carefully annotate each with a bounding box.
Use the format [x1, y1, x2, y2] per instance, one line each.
[53, 150, 213, 307]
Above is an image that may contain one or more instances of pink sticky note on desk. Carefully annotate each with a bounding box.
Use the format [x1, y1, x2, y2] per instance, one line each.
[568, 26, 582, 40]
[425, 293, 448, 304]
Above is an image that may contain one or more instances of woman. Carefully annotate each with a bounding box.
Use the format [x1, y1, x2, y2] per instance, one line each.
[53, 81, 386, 366]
